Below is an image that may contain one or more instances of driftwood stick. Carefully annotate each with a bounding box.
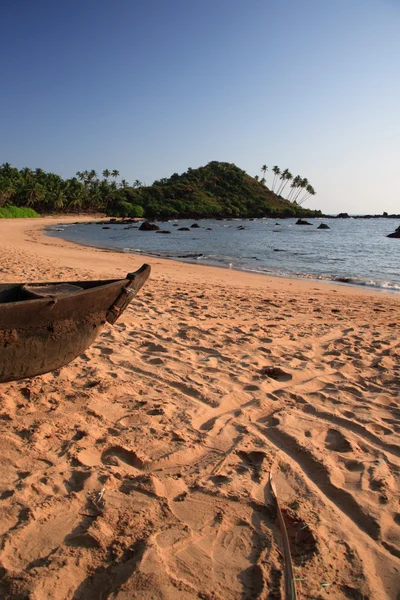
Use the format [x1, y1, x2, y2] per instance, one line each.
[270, 471, 298, 600]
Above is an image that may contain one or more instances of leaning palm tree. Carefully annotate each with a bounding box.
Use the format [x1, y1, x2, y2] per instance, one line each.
[287, 175, 302, 201]
[298, 184, 316, 205]
[279, 171, 293, 198]
[271, 166, 280, 192]
[276, 169, 289, 196]
[293, 178, 308, 203]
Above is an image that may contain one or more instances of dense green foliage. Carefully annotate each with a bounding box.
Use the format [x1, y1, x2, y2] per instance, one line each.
[0, 206, 39, 218]
[0, 161, 322, 219]
[0, 163, 128, 215]
[129, 162, 322, 218]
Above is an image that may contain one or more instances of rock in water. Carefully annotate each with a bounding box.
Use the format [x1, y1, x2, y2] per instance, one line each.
[387, 225, 400, 238]
[296, 219, 312, 226]
[318, 223, 330, 229]
[139, 221, 160, 231]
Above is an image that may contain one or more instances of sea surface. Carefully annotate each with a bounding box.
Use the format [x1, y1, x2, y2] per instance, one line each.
[47, 218, 400, 291]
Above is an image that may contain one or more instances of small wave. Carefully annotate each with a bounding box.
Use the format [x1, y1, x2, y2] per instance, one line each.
[176, 253, 204, 259]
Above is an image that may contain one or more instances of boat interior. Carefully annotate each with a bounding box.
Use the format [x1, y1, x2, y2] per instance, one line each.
[0, 279, 120, 304]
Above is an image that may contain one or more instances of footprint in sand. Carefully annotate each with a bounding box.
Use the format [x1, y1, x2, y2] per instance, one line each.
[368, 423, 394, 436]
[243, 384, 260, 392]
[259, 366, 292, 382]
[101, 446, 144, 469]
[146, 357, 164, 365]
[344, 459, 364, 472]
[281, 510, 318, 565]
[64, 470, 91, 493]
[0, 490, 14, 500]
[118, 412, 149, 427]
[141, 342, 168, 353]
[99, 347, 114, 356]
[325, 429, 352, 452]
[236, 450, 266, 481]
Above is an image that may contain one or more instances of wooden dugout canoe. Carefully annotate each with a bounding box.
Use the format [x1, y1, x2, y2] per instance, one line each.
[0, 264, 150, 383]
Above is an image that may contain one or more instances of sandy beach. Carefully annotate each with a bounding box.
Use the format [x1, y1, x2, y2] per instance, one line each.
[0, 216, 399, 599]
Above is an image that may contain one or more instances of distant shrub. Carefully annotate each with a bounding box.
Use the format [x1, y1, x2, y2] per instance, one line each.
[0, 205, 39, 218]
[129, 204, 145, 218]
[107, 201, 144, 218]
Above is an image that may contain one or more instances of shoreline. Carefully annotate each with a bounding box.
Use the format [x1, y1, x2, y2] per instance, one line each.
[45, 226, 400, 295]
[0, 216, 399, 599]
[33, 215, 399, 298]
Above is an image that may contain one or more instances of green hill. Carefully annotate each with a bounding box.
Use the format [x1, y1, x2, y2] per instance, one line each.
[114, 161, 322, 219]
[0, 161, 322, 218]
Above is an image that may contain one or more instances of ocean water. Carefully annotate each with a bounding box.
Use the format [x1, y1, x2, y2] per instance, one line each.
[47, 218, 400, 291]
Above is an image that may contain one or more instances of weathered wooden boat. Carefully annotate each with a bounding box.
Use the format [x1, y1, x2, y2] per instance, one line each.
[0, 264, 150, 383]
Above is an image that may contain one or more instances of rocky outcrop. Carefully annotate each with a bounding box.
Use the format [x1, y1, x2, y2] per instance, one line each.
[317, 223, 330, 229]
[191, 223, 200, 228]
[139, 221, 160, 231]
[387, 225, 400, 238]
[296, 219, 312, 226]
[178, 227, 190, 231]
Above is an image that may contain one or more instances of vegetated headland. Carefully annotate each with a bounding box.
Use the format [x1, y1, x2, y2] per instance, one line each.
[1, 161, 398, 220]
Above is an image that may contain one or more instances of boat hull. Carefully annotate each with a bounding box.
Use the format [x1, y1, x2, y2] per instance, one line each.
[0, 264, 150, 383]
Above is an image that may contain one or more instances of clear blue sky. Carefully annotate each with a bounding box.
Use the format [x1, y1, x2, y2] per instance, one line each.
[1, 0, 399, 214]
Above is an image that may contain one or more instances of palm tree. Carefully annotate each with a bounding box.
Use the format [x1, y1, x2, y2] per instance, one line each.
[254, 174, 259, 181]
[0, 179, 15, 207]
[293, 178, 309, 203]
[21, 167, 33, 182]
[21, 181, 43, 207]
[111, 169, 120, 179]
[261, 164, 268, 185]
[133, 179, 142, 188]
[78, 170, 90, 185]
[1, 162, 12, 175]
[287, 175, 302, 201]
[298, 184, 316, 205]
[276, 169, 289, 196]
[120, 179, 129, 189]
[278, 171, 293, 197]
[271, 166, 280, 192]
[88, 169, 98, 182]
[65, 178, 85, 212]
[35, 168, 45, 181]
[102, 169, 111, 180]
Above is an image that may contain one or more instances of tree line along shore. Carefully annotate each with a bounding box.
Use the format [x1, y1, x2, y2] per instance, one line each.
[0, 161, 324, 220]
[1, 161, 398, 221]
